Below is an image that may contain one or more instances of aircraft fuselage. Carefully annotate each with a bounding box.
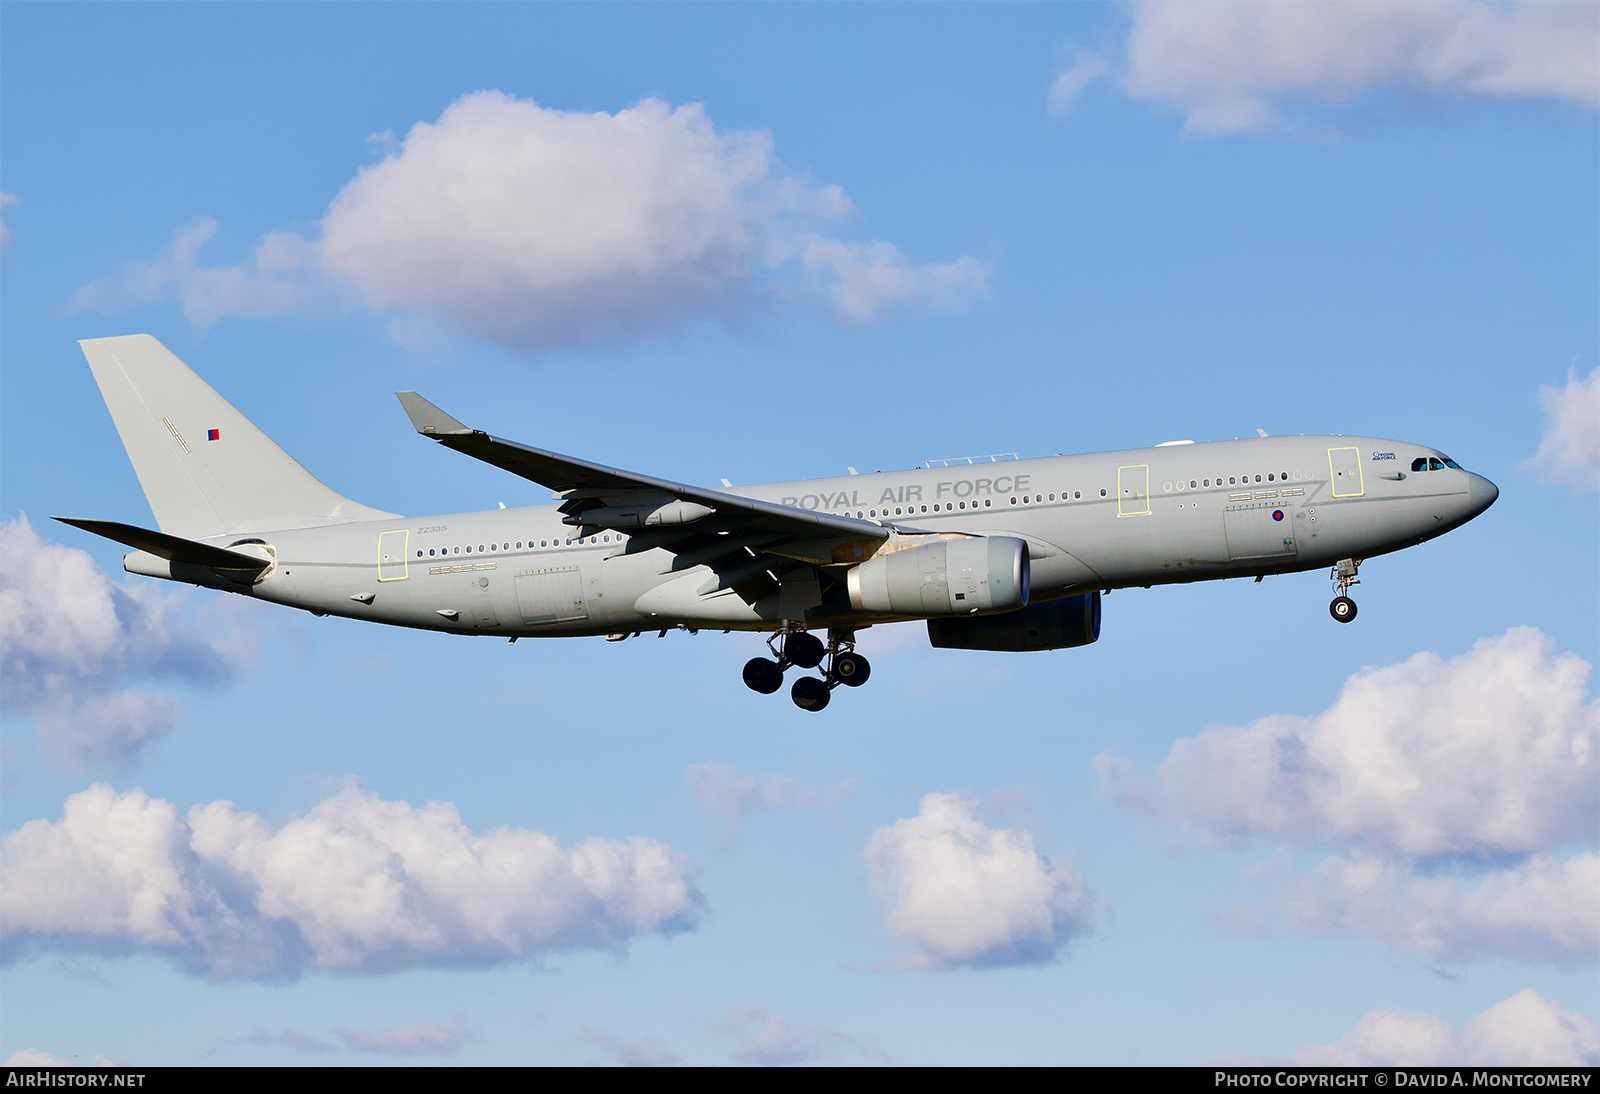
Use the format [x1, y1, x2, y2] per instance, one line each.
[125, 435, 1497, 639]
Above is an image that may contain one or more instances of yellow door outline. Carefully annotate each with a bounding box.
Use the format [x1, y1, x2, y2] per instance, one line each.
[1328, 447, 1365, 498]
[378, 529, 410, 581]
[1117, 464, 1151, 516]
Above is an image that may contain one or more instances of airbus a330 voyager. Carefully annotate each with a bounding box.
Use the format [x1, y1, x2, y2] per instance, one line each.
[61, 336, 1499, 712]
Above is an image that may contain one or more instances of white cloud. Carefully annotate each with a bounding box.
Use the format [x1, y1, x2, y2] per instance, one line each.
[2, 1049, 127, 1067]
[718, 1004, 874, 1066]
[72, 91, 985, 352]
[1217, 988, 1599, 1066]
[1117, 1, 1600, 134]
[685, 762, 853, 847]
[332, 1017, 476, 1057]
[801, 237, 988, 326]
[864, 792, 1097, 969]
[1100, 629, 1599, 966]
[1, 192, 18, 249]
[1277, 851, 1599, 966]
[1047, 47, 1110, 117]
[579, 1026, 680, 1067]
[1527, 367, 1600, 492]
[1127, 628, 1597, 858]
[0, 516, 250, 769]
[0, 781, 699, 979]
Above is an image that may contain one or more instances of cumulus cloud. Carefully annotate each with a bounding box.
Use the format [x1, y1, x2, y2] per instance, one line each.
[72, 92, 985, 353]
[718, 1004, 876, 1066]
[579, 1026, 680, 1067]
[1100, 628, 1599, 966]
[1215, 988, 1599, 1066]
[0, 780, 699, 979]
[864, 792, 1097, 969]
[1066, 1, 1600, 135]
[1121, 628, 1597, 858]
[0, 516, 250, 769]
[1277, 851, 1598, 965]
[1527, 367, 1600, 492]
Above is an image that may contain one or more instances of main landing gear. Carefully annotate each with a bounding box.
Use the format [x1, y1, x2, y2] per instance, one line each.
[742, 625, 871, 712]
[1329, 557, 1361, 623]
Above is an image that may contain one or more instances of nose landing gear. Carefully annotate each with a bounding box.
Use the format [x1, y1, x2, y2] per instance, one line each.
[1329, 558, 1361, 623]
[741, 625, 872, 711]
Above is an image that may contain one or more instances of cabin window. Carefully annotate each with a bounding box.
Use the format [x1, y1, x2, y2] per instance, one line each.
[985, 499, 992, 506]
[1049, 493, 1056, 501]
[1190, 480, 1198, 488]
[1074, 491, 1082, 499]
[1254, 475, 1261, 483]
[1099, 489, 1107, 497]
[1010, 497, 1017, 505]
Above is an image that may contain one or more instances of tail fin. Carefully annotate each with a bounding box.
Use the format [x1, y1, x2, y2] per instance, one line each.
[80, 335, 397, 538]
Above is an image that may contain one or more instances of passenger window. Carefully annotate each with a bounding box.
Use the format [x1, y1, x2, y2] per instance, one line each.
[985, 499, 992, 506]
[1190, 480, 1197, 488]
[1099, 489, 1106, 497]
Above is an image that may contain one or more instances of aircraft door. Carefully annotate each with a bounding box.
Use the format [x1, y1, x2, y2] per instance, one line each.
[1117, 465, 1150, 516]
[378, 530, 409, 581]
[515, 567, 589, 624]
[1328, 447, 1365, 498]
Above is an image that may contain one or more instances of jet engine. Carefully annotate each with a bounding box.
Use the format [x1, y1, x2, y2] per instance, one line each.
[926, 591, 1101, 651]
[847, 535, 1028, 616]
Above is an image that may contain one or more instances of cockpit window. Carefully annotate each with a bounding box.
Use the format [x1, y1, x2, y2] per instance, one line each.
[1442, 457, 1462, 469]
[1411, 458, 1427, 471]
[1428, 458, 1445, 471]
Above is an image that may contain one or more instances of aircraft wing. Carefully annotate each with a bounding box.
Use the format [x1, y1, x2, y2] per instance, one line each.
[396, 393, 898, 579]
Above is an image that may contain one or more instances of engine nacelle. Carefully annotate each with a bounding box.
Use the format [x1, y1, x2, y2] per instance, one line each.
[926, 591, 1101, 651]
[847, 536, 1029, 616]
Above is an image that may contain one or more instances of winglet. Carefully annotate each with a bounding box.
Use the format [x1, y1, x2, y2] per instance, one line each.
[396, 392, 472, 436]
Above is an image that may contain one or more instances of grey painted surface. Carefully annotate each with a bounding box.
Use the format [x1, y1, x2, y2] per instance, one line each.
[73, 338, 1499, 642]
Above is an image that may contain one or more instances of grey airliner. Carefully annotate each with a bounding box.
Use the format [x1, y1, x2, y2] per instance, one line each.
[63, 335, 1499, 711]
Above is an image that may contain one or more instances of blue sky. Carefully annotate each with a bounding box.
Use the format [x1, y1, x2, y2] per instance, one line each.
[2, 1, 1596, 1066]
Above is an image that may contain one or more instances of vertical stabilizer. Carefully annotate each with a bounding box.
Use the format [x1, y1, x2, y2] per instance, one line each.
[80, 335, 397, 538]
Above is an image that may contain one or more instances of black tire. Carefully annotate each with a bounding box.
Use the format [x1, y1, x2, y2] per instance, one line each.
[832, 651, 871, 687]
[743, 657, 783, 694]
[791, 676, 831, 712]
[786, 632, 825, 669]
[1330, 596, 1358, 623]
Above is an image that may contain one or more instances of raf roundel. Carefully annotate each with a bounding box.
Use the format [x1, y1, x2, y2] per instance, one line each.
[1272, 509, 1284, 522]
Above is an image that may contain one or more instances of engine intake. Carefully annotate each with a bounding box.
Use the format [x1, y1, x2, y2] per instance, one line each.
[927, 591, 1101, 651]
[848, 536, 1028, 616]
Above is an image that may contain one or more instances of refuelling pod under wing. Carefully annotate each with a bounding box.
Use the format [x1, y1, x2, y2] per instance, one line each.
[847, 535, 1028, 615]
[927, 591, 1101, 652]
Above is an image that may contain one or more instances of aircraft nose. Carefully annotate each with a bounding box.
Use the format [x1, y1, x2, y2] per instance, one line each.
[1467, 472, 1499, 516]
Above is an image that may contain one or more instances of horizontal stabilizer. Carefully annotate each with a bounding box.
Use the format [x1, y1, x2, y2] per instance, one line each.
[55, 518, 269, 571]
